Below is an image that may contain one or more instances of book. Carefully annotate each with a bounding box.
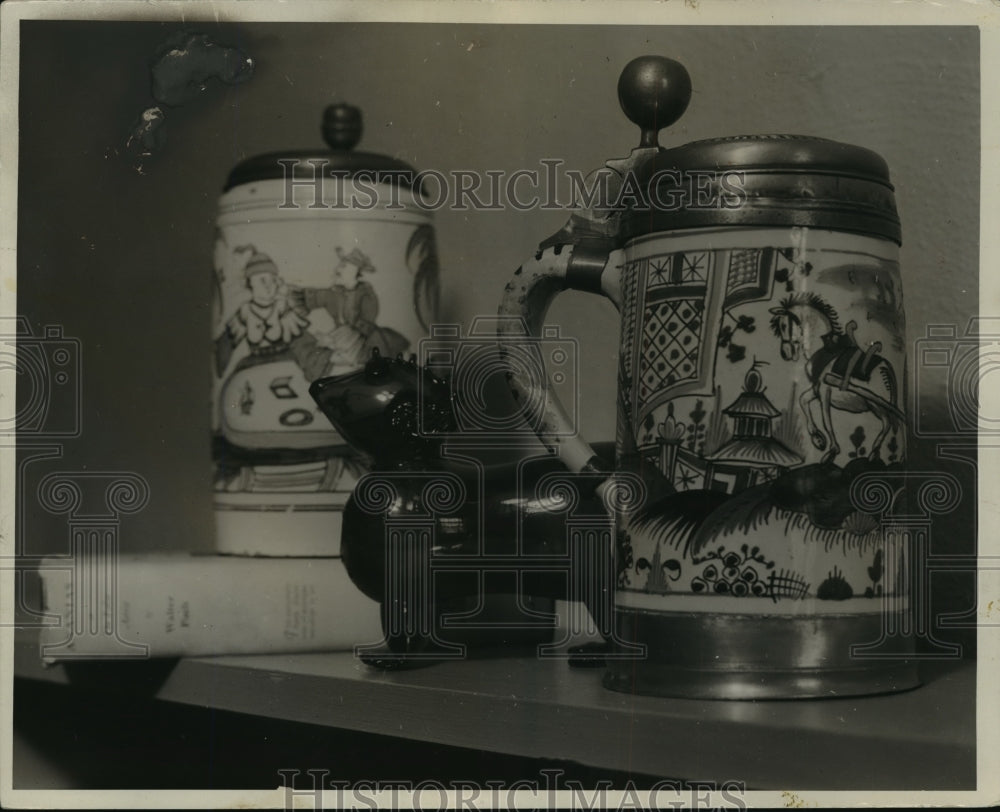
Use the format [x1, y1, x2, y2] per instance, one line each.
[36, 553, 383, 662]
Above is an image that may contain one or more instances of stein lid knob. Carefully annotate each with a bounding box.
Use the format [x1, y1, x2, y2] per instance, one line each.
[224, 102, 419, 191]
[536, 55, 693, 249]
[617, 55, 692, 148]
[322, 103, 363, 151]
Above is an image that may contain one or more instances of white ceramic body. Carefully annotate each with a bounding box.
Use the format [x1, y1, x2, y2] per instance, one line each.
[612, 227, 906, 616]
[211, 178, 438, 556]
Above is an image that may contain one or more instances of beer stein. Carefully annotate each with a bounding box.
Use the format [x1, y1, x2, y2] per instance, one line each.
[497, 57, 913, 698]
[211, 104, 440, 556]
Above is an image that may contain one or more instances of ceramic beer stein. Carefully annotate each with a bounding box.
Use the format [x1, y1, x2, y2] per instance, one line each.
[497, 57, 913, 698]
[211, 104, 440, 556]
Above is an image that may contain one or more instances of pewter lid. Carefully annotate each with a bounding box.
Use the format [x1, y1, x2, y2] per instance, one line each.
[628, 133, 901, 245]
[611, 56, 901, 246]
[224, 104, 419, 191]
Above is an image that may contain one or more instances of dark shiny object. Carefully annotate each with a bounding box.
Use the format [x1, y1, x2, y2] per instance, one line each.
[310, 352, 613, 665]
[310, 349, 452, 470]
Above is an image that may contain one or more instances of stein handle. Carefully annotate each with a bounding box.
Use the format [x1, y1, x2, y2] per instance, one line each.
[497, 240, 622, 482]
[496, 56, 691, 486]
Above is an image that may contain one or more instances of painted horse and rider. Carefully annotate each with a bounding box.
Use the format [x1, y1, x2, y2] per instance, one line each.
[768, 293, 903, 464]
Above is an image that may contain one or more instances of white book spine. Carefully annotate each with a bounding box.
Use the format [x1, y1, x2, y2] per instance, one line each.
[37, 554, 383, 662]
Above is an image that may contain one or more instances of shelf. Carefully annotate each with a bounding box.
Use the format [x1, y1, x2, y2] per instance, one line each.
[14, 634, 975, 790]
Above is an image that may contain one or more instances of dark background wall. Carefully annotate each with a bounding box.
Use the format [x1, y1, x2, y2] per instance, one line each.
[15, 23, 979, 647]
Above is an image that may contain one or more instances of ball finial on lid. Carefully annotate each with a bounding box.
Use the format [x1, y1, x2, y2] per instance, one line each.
[617, 56, 692, 148]
[322, 103, 363, 151]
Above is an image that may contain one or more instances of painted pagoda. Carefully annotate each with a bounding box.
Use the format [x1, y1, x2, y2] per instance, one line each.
[702, 364, 803, 494]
